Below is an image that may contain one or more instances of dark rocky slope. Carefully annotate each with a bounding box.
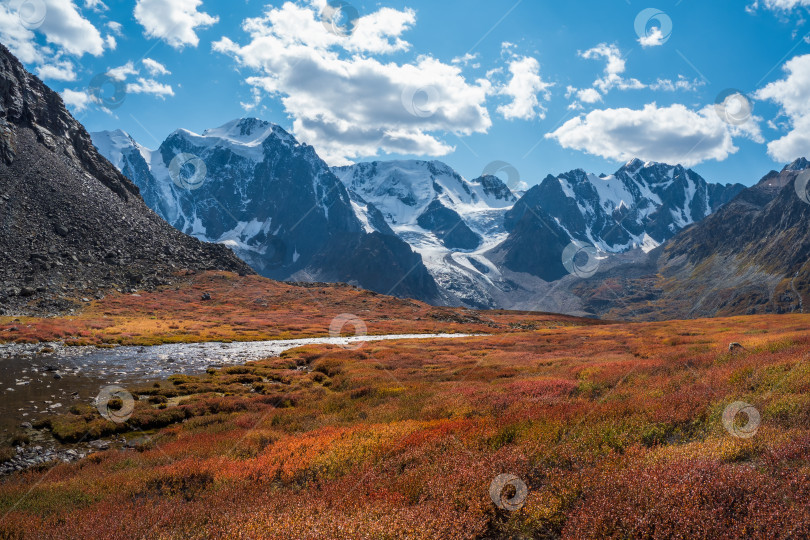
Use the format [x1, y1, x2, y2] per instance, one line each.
[573, 160, 810, 320]
[0, 44, 251, 315]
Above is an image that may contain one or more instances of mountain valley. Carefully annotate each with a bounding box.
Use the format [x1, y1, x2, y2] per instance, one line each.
[1, 9, 810, 538]
[93, 122, 750, 316]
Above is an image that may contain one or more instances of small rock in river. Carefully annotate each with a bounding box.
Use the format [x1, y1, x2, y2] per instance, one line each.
[89, 440, 110, 450]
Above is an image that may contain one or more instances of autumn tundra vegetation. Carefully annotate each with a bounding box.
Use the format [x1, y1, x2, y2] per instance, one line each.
[1, 273, 809, 538]
[0, 272, 587, 346]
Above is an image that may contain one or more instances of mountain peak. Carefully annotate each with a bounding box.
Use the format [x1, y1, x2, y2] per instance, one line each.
[156, 118, 298, 163]
[523, 160, 744, 255]
[783, 157, 810, 172]
[199, 118, 294, 146]
[91, 129, 147, 170]
[618, 158, 678, 174]
[204, 118, 268, 137]
[97, 128, 132, 138]
[475, 174, 516, 201]
[360, 159, 454, 173]
[624, 158, 645, 169]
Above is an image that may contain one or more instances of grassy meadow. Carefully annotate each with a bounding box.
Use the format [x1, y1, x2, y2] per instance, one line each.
[1, 290, 809, 538]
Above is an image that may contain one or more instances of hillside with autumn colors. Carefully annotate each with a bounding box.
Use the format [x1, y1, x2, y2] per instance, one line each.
[2, 304, 810, 538]
[0, 271, 593, 346]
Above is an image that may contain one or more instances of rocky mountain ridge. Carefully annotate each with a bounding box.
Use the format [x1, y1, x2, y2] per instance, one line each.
[91, 120, 439, 302]
[573, 159, 810, 320]
[93, 118, 750, 314]
[0, 44, 252, 315]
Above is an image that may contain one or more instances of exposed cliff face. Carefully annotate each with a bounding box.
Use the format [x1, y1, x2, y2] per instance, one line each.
[0, 44, 252, 315]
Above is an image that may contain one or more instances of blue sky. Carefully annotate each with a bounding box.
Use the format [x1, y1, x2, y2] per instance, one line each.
[2, 0, 810, 187]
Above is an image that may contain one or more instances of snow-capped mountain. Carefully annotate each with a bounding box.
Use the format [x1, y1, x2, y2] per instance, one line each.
[492, 160, 745, 284]
[92, 117, 744, 313]
[333, 160, 518, 307]
[573, 158, 810, 320]
[335, 158, 745, 309]
[507, 159, 746, 255]
[91, 119, 439, 301]
[334, 160, 516, 241]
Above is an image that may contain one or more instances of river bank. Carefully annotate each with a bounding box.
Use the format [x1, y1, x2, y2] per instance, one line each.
[0, 333, 477, 474]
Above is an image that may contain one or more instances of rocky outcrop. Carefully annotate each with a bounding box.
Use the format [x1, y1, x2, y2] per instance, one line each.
[0, 44, 252, 315]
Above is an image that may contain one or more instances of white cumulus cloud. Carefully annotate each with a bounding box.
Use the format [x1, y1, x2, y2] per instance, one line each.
[649, 76, 704, 92]
[61, 55, 174, 112]
[134, 0, 218, 49]
[106, 21, 122, 35]
[547, 102, 763, 166]
[574, 87, 602, 104]
[84, 0, 107, 12]
[37, 0, 106, 56]
[751, 0, 810, 11]
[61, 88, 92, 111]
[126, 77, 174, 97]
[638, 27, 665, 47]
[452, 52, 479, 67]
[566, 44, 644, 109]
[755, 54, 810, 161]
[567, 44, 703, 109]
[341, 5, 415, 54]
[497, 56, 553, 121]
[143, 57, 170, 76]
[214, 1, 491, 164]
[107, 61, 138, 81]
[582, 43, 644, 93]
[0, 0, 109, 79]
[36, 59, 76, 80]
[0, 4, 42, 64]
